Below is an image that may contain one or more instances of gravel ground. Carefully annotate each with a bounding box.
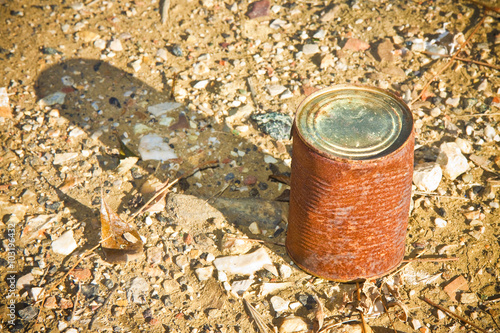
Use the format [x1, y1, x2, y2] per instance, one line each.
[1, 0, 500, 332]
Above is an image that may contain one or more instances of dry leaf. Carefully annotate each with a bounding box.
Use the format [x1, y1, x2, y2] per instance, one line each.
[100, 191, 143, 263]
[313, 295, 325, 333]
[385, 300, 409, 322]
[243, 298, 273, 333]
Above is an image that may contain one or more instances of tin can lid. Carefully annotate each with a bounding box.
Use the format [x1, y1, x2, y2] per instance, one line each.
[296, 85, 413, 160]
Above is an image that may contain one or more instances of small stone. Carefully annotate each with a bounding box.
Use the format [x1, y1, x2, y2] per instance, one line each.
[264, 155, 278, 164]
[175, 254, 189, 271]
[436, 309, 446, 320]
[53, 152, 79, 165]
[156, 48, 168, 61]
[477, 79, 488, 92]
[16, 273, 34, 289]
[109, 39, 123, 52]
[138, 134, 177, 161]
[231, 278, 254, 296]
[411, 319, 421, 330]
[279, 264, 292, 279]
[129, 59, 142, 72]
[267, 85, 287, 97]
[460, 292, 478, 303]
[320, 54, 335, 69]
[69, 127, 85, 138]
[51, 230, 78, 255]
[247, 0, 270, 19]
[313, 29, 326, 40]
[94, 38, 106, 50]
[103, 279, 114, 289]
[18, 305, 39, 321]
[147, 247, 163, 265]
[193, 80, 210, 89]
[252, 112, 293, 140]
[376, 39, 395, 62]
[444, 275, 469, 301]
[260, 282, 293, 296]
[81, 284, 99, 299]
[248, 222, 261, 234]
[30, 287, 44, 301]
[172, 44, 183, 57]
[39, 92, 66, 106]
[44, 296, 58, 309]
[435, 217, 447, 228]
[278, 316, 309, 333]
[147, 101, 182, 117]
[69, 268, 92, 281]
[213, 247, 273, 276]
[302, 44, 319, 55]
[436, 142, 469, 180]
[127, 277, 149, 304]
[413, 163, 442, 192]
[195, 266, 214, 281]
[79, 30, 99, 43]
[455, 138, 473, 154]
[244, 175, 258, 186]
[270, 296, 290, 315]
[445, 97, 460, 107]
[343, 38, 370, 51]
[59, 298, 74, 309]
[280, 89, 293, 100]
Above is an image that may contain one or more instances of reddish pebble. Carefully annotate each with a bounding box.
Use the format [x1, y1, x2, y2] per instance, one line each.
[302, 85, 319, 97]
[61, 86, 75, 93]
[59, 298, 73, 309]
[244, 175, 258, 186]
[246, 0, 270, 19]
[342, 38, 370, 51]
[183, 233, 194, 245]
[44, 296, 58, 309]
[148, 318, 160, 325]
[69, 268, 92, 281]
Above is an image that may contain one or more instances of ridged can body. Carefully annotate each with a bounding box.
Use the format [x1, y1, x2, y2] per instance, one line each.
[287, 85, 414, 282]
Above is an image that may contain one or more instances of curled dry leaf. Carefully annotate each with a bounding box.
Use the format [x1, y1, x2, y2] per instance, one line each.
[100, 191, 143, 263]
[313, 295, 325, 333]
[243, 298, 273, 333]
[385, 300, 410, 322]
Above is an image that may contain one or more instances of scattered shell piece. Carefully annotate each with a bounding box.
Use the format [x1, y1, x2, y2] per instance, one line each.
[213, 247, 272, 276]
[278, 316, 308, 333]
[260, 282, 293, 296]
[147, 101, 183, 117]
[195, 266, 214, 281]
[39, 92, 66, 106]
[434, 217, 447, 228]
[51, 230, 78, 255]
[109, 39, 123, 52]
[53, 152, 79, 165]
[270, 295, 290, 315]
[436, 142, 469, 180]
[413, 163, 442, 192]
[231, 278, 254, 296]
[138, 134, 177, 161]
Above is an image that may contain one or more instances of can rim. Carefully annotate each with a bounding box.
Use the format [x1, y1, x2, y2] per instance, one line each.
[294, 84, 414, 162]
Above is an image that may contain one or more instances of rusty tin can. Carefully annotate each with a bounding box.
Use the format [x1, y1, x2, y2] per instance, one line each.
[287, 85, 414, 282]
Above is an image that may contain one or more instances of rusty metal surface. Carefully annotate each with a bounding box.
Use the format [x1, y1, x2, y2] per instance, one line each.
[286, 86, 414, 282]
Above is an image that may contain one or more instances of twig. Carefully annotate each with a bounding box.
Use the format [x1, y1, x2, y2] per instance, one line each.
[413, 191, 469, 200]
[412, 15, 486, 105]
[170, 71, 178, 101]
[454, 112, 500, 118]
[243, 298, 273, 333]
[160, 0, 171, 24]
[402, 256, 459, 263]
[356, 282, 367, 333]
[418, 51, 500, 70]
[247, 76, 259, 108]
[225, 235, 286, 247]
[70, 281, 81, 323]
[318, 319, 361, 332]
[89, 284, 119, 330]
[421, 297, 487, 333]
[380, 294, 398, 333]
[467, 0, 500, 13]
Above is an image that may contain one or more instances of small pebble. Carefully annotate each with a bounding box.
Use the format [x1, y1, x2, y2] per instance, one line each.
[172, 44, 183, 57]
